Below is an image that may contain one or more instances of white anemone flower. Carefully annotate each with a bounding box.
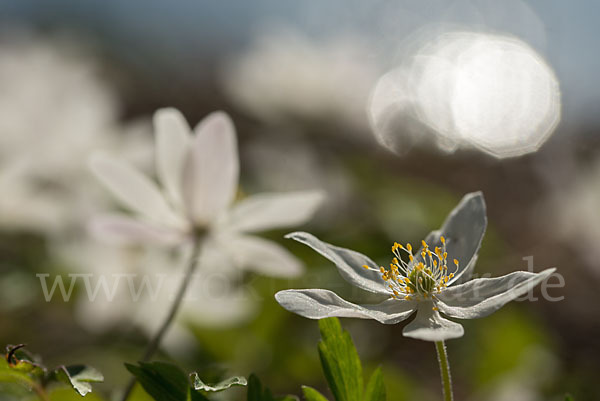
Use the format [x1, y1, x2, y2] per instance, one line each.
[276, 192, 555, 341]
[0, 31, 151, 233]
[90, 108, 324, 278]
[221, 27, 380, 132]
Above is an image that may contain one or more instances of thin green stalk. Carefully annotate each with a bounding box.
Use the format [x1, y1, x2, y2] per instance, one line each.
[120, 235, 203, 401]
[435, 341, 453, 401]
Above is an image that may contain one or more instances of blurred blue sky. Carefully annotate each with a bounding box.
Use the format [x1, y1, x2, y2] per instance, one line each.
[1, 0, 598, 129]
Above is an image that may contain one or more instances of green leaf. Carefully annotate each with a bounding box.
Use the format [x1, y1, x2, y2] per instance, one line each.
[247, 374, 298, 401]
[0, 362, 37, 391]
[2, 344, 104, 398]
[53, 365, 104, 396]
[317, 318, 363, 401]
[5, 344, 46, 378]
[247, 374, 261, 401]
[247, 374, 271, 401]
[564, 395, 574, 401]
[302, 386, 330, 401]
[125, 362, 188, 401]
[363, 368, 385, 401]
[0, 356, 33, 387]
[191, 372, 247, 392]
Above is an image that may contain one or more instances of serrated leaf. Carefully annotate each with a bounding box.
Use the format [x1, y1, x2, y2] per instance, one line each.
[125, 362, 188, 401]
[317, 318, 363, 401]
[191, 372, 246, 392]
[54, 365, 104, 396]
[302, 385, 329, 401]
[364, 368, 385, 401]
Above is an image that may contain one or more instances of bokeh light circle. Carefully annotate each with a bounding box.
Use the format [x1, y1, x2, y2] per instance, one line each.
[369, 31, 561, 158]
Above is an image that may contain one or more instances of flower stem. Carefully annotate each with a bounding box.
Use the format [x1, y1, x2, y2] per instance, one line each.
[435, 341, 454, 401]
[120, 235, 203, 401]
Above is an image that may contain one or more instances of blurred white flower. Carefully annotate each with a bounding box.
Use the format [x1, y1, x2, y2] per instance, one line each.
[0, 31, 151, 233]
[60, 240, 257, 342]
[221, 27, 380, 131]
[90, 108, 324, 278]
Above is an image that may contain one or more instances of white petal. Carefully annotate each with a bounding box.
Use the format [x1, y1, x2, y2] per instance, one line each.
[402, 301, 464, 341]
[225, 235, 304, 278]
[285, 232, 390, 294]
[275, 289, 416, 323]
[154, 108, 191, 207]
[415, 192, 487, 284]
[183, 111, 239, 225]
[89, 214, 186, 246]
[436, 268, 556, 319]
[90, 153, 180, 226]
[224, 191, 325, 233]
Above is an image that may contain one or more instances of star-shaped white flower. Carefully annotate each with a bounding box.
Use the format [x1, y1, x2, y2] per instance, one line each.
[90, 108, 324, 277]
[276, 192, 555, 341]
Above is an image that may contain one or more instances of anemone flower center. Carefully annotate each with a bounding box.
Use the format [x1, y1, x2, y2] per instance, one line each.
[365, 236, 457, 300]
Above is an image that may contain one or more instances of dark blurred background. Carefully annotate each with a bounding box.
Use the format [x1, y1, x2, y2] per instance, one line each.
[0, 1, 598, 400]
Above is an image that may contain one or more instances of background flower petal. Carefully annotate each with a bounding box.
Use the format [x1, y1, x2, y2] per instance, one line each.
[183, 111, 239, 225]
[88, 214, 186, 246]
[286, 231, 390, 294]
[436, 268, 556, 319]
[224, 190, 325, 233]
[225, 235, 304, 278]
[154, 108, 190, 208]
[402, 302, 464, 341]
[275, 289, 416, 323]
[90, 153, 181, 226]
